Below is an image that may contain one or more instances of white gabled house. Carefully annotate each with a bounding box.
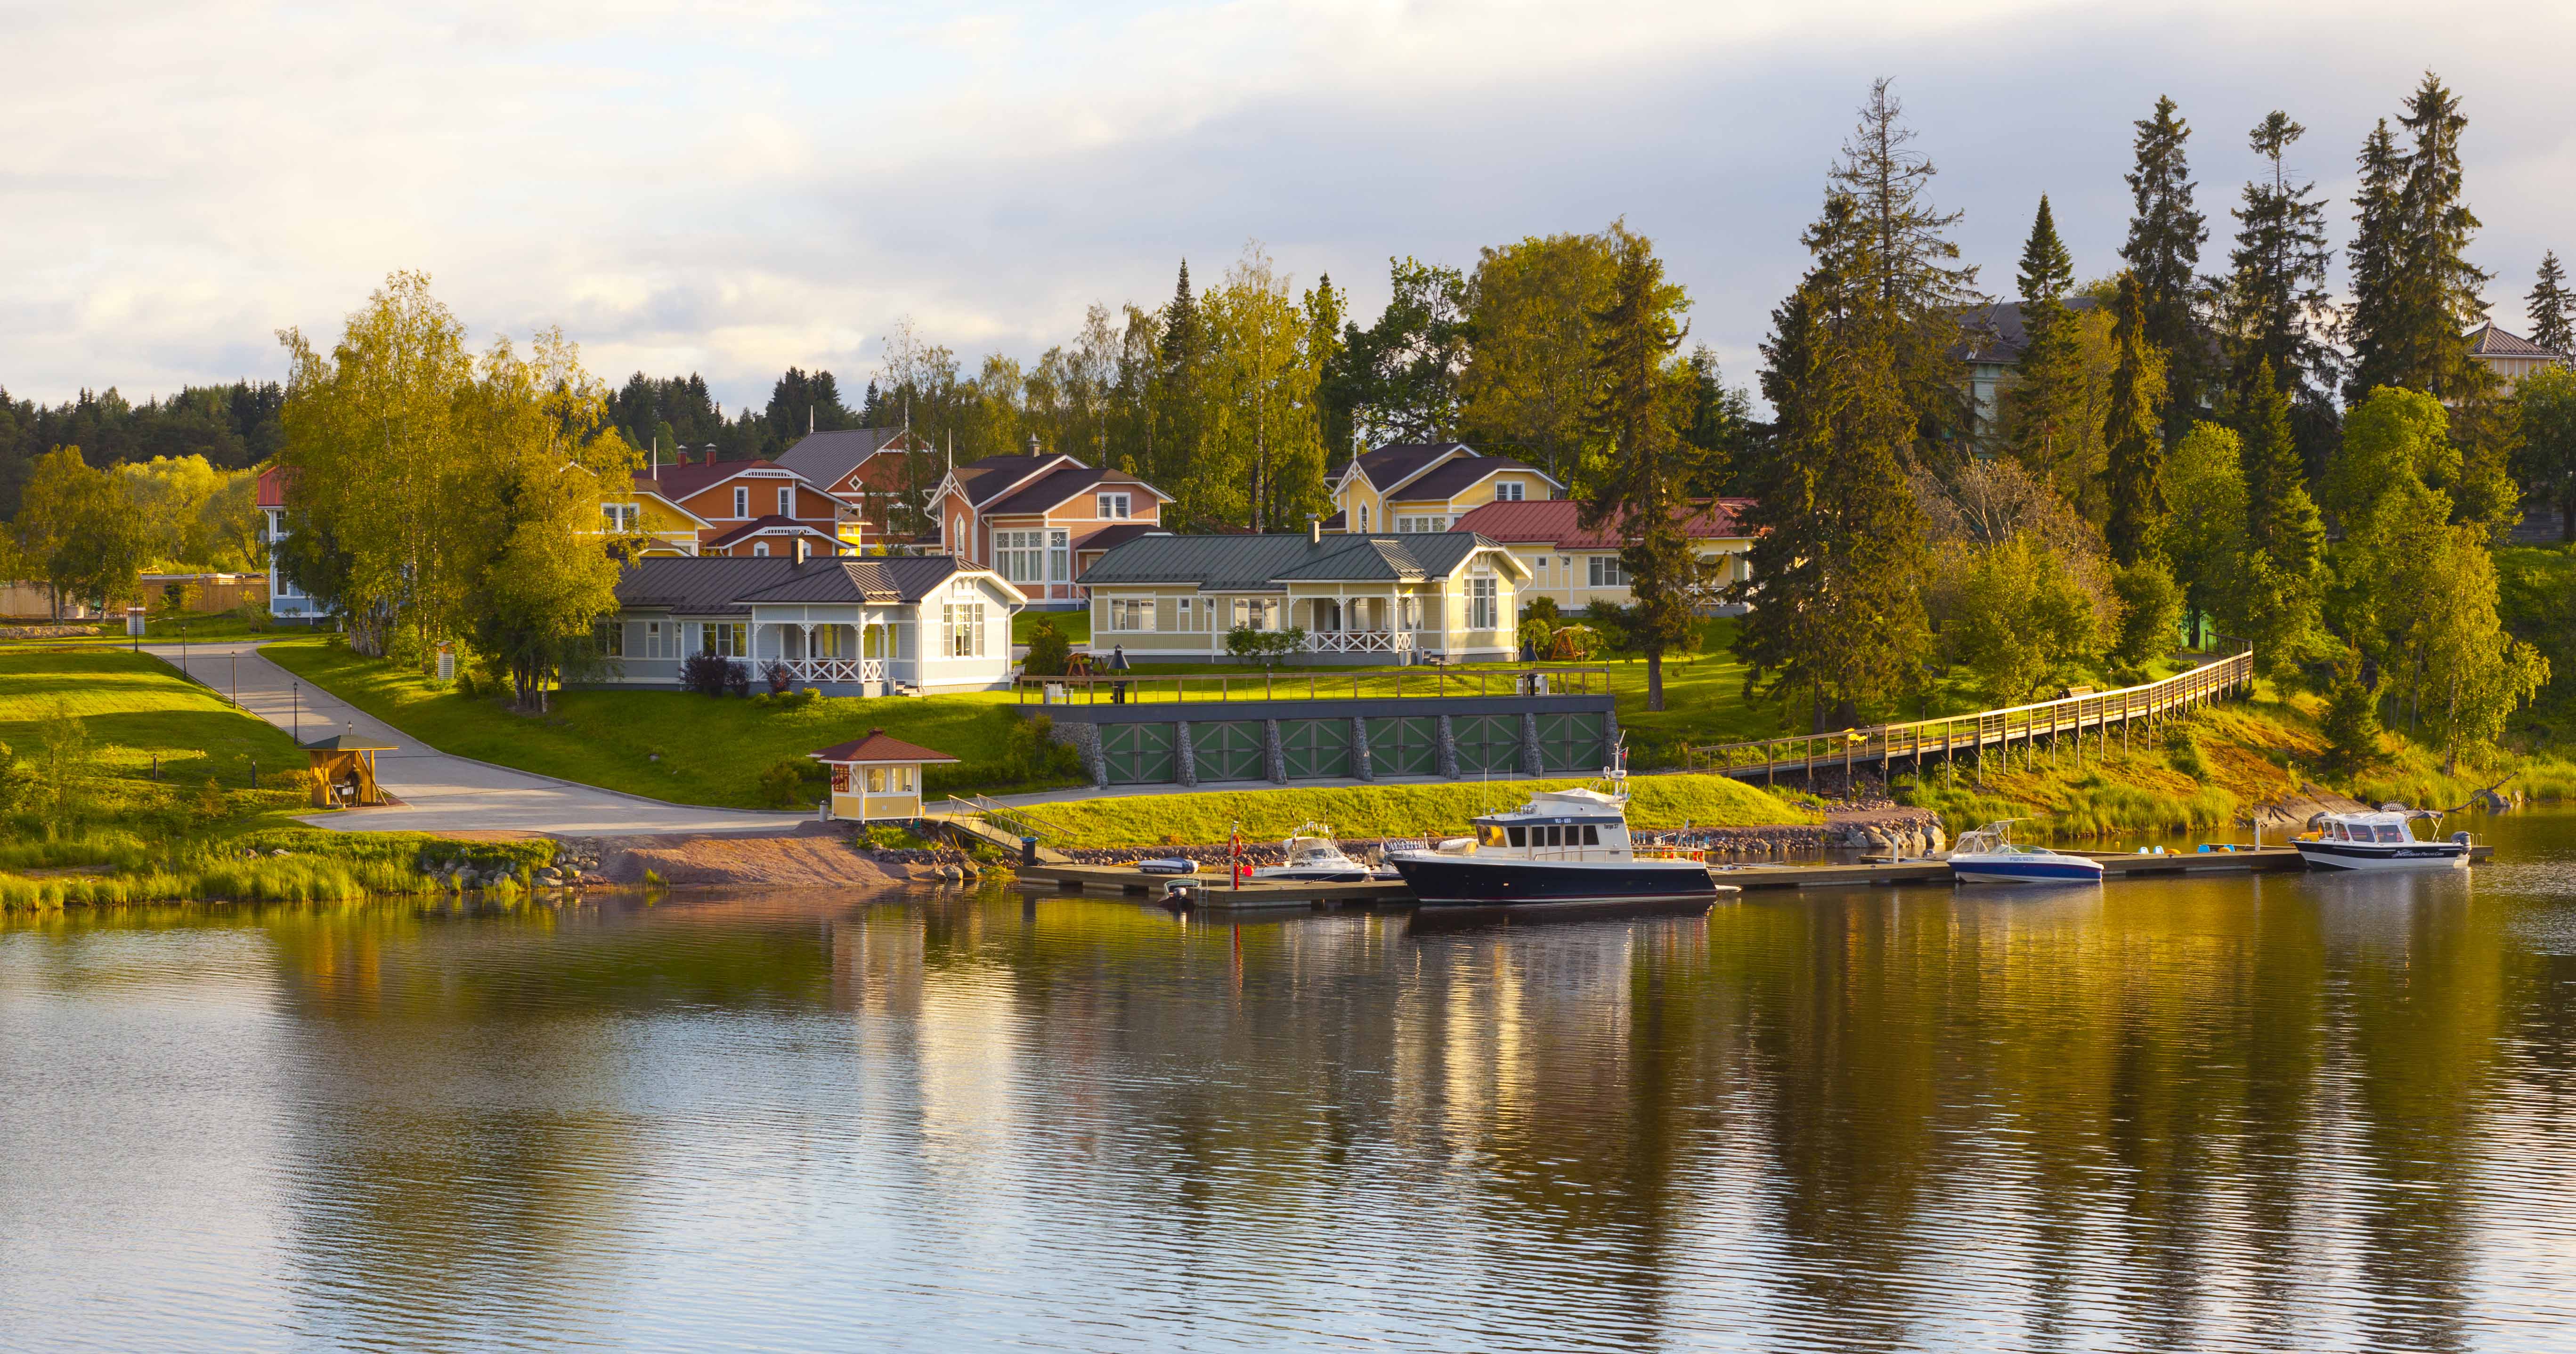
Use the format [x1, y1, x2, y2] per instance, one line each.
[595, 554, 1025, 696]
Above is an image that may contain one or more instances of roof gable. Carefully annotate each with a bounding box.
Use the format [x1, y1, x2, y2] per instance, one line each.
[777, 428, 913, 488]
[1393, 456, 1565, 503]
[1448, 497, 1757, 547]
[1351, 442, 1472, 495]
[981, 465, 1172, 517]
[2465, 322, 2568, 359]
[956, 454, 1087, 507]
[809, 729, 960, 765]
[638, 459, 811, 504]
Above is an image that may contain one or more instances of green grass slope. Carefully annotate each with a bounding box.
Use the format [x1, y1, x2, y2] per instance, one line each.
[1025, 774, 1819, 847]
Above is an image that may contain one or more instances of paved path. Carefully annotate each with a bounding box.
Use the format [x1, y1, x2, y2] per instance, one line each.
[147, 642, 814, 837]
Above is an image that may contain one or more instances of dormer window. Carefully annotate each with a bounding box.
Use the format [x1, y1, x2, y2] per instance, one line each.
[1097, 492, 1131, 519]
[1495, 482, 1524, 502]
[734, 486, 750, 518]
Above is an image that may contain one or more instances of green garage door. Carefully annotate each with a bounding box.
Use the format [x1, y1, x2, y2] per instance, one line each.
[1191, 721, 1266, 782]
[1281, 719, 1352, 779]
[1102, 722, 1176, 784]
[1453, 714, 1519, 775]
[1365, 716, 1438, 777]
[1536, 712, 1608, 773]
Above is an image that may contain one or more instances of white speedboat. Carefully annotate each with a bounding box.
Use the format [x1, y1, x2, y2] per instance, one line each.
[1251, 824, 1381, 884]
[1946, 820, 2105, 886]
[1384, 751, 1737, 907]
[2293, 808, 2471, 871]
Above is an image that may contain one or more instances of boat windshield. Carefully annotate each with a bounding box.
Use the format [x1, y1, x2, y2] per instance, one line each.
[1476, 823, 1507, 847]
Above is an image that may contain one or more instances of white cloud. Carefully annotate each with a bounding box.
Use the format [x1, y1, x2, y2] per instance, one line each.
[5, 0, 2574, 414]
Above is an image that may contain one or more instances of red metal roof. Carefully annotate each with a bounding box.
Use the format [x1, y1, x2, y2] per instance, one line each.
[634, 459, 804, 502]
[808, 729, 960, 765]
[1448, 497, 1756, 547]
[700, 516, 841, 551]
[255, 464, 292, 508]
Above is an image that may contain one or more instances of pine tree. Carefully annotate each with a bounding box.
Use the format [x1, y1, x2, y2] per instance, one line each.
[2320, 644, 2384, 774]
[1578, 231, 1709, 712]
[1827, 78, 1981, 449]
[1301, 272, 1352, 460]
[1151, 261, 1204, 493]
[2002, 196, 2088, 490]
[1734, 190, 1933, 732]
[2102, 272, 2170, 565]
[2346, 76, 2495, 402]
[2530, 251, 2576, 354]
[2234, 360, 2325, 675]
[2120, 96, 2208, 437]
[2219, 112, 2336, 407]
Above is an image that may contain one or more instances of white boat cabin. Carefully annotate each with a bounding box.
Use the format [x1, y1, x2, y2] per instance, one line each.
[1467, 786, 1635, 861]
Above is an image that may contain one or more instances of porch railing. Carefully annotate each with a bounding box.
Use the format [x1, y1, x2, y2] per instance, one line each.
[1306, 629, 1414, 654]
[785, 657, 869, 683]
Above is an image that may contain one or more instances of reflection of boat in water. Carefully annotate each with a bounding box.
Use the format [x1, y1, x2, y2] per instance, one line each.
[1385, 750, 1737, 908]
[2293, 808, 2471, 871]
[1946, 821, 2105, 886]
[1251, 823, 1390, 884]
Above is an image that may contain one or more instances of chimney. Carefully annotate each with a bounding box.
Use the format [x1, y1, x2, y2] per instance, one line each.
[1308, 513, 1321, 544]
[1026, 433, 1040, 455]
[795, 536, 810, 564]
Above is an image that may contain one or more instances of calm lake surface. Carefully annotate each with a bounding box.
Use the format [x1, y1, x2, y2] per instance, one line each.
[6, 814, 2576, 1352]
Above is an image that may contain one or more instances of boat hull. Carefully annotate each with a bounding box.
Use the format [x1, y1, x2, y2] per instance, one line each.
[1949, 856, 2105, 885]
[1388, 854, 1720, 907]
[1251, 867, 1375, 884]
[2293, 840, 2471, 871]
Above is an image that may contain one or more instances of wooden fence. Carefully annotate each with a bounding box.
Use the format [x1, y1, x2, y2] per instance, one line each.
[1016, 665, 1615, 706]
[1681, 651, 2257, 785]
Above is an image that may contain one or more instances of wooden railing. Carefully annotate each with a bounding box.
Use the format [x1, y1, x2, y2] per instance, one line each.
[1015, 665, 1615, 705]
[1681, 650, 2256, 783]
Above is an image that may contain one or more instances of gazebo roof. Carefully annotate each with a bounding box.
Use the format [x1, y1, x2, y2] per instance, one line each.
[808, 729, 960, 765]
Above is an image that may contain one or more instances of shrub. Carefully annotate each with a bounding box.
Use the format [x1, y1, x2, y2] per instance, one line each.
[1519, 595, 1560, 624]
[1226, 624, 1306, 667]
[761, 659, 795, 695]
[1517, 616, 1556, 658]
[1024, 618, 1073, 676]
[757, 758, 809, 808]
[680, 651, 735, 697]
[2320, 647, 2384, 775]
[2164, 721, 2210, 780]
[725, 660, 752, 697]
[999, 712, 1084, 783]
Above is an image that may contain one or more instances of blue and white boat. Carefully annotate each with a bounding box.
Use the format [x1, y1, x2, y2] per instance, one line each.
[1945, 820, 2105, 886]
[2292, 808, 2471, 871]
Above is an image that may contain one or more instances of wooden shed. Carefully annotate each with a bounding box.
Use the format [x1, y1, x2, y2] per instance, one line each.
[302, 732, 395, 809]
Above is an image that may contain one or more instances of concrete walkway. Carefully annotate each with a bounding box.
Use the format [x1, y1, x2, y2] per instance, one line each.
[146, 641, 813, 837]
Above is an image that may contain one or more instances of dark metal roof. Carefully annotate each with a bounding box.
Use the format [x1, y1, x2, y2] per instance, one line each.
[1953, 296, 2108, 365]
[1079, 531, 1498, 591]
[777, 428, 910, 487]
[1393, 455, 1558, 502]
[1349, 442, 1469, 492]
[1073, 522, 1165, 554]
[2465, 322, 2568, 359]
[613, 555, 964, 611]
[701, 515, 842, 550]
[956, 454, 1078, 505]
[731, 555, 965, 604]
[982, 465, 1166, 517]
[1449, 497, 1757, 546]
[634, 458, 804, 502]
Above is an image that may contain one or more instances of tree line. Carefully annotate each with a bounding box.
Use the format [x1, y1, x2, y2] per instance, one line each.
[1733, 73, 2560, 773]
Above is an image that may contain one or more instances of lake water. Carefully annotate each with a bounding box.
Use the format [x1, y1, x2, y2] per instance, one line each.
[5, 813, 2576, 1352]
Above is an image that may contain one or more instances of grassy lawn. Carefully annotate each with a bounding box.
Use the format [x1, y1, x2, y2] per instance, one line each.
[0, 612, 291, 651]
[0, 648, 307, 813]
[260, 635, 1083, 808]
[1024, 774, 1821, 847]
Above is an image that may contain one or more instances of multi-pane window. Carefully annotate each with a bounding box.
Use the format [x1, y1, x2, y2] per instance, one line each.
[1048, 529, 1070, 582]
[699, 622, 747, 657]
[642, 620, 678, 659]
[777, 486, 795, 517]
[864, 765, 916, 794]
[943, 603, 986, 657]
[602, 502, 639, 531]
[1494, 481, 1524, 502]
[1468, 578, 1497, 630]
[1106, 598, 1153, 631]
[1397, 515, 1447, 534]
[595, 619, 625, 657]
[996, 530, 1046, 584]
[1228, 598, 1280, 631]
[1176, 597, 1199, 632]
[1399, 596, 1422, 631]
[734, 486, 750, 518]
[1097, 492, 1132, 519]
[1357, 505, 1370, 531]
[1588, 555, 1628, 587]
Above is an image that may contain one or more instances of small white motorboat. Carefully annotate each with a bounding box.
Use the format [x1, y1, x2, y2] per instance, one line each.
[1946, 820, 2105, 886]
[2293, 807, 2471, 871]
[1251, 823, 1379, 884]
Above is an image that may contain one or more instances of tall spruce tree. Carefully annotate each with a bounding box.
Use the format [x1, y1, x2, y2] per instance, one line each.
[2120, 96, 2208, 438]
[1578, 231, 1710, 712]
[2103, 272, 2170, 565]
[1151, 261, 1205, 494]
[2346, 75, 2495, 402]
[2219, 112, 2337, 408]
[2234, 359, 2326, 674]
[2002, 195, 2088, 487]
[2530, 251, 2576, 354]
[1828, 78, 1981, 451]
[1734, 190, 1933, 732]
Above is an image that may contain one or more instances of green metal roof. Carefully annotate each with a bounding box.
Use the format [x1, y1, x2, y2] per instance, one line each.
[1079, 531, 1497, 591]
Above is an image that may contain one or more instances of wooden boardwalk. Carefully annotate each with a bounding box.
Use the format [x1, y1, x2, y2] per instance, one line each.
[1683, 652, 2257, 785]
[1013, 842, 2492, 909]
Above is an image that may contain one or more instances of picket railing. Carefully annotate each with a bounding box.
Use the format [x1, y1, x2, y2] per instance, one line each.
[1682, 651, 2256, 783]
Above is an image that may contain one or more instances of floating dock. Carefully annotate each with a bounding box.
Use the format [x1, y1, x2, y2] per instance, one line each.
[1013, 844, 2497, 909]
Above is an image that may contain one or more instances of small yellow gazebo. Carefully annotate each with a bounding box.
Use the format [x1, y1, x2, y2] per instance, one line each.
[810, 729, 958, 821]
[302, 731, 395, 809]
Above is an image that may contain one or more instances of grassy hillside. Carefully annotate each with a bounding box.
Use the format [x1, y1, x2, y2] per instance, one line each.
[1024, 774, 1820, 847]
[260, 635, 1086, 808]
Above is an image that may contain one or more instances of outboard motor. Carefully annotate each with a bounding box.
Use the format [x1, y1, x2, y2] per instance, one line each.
[2452, 830, 2473, 846]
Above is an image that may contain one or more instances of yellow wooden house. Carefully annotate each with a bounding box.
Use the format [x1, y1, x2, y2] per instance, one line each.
[1326, 442, 1565, 536]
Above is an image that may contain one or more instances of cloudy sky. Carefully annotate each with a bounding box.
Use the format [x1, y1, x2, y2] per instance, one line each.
[7, 0, 2571, 413]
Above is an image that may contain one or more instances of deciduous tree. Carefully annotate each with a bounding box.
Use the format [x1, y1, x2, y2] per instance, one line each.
[1461, 227, 1621, 484]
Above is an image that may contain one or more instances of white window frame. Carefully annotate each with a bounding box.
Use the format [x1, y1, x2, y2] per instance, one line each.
[996, 529, 1045, 584]
[942, 601, 986, 657]
[602, 502, 638, 531]
[1357, 504, 1369, 532]
[1494, 481, 1524, 502]
[699, 622, 747, 657]
[734, 486, 750, 518]
[753, 542, 771, 557]
[1177, 597, 1197, 632]
[1589, 555, 1627, 588]
[1106, 597, 1154, 632]
[1097, 492, 1131, 519]
[778, 486, 794, 517]
[1048, 528, 1070, 582]
[1468, 578, 1497, 630]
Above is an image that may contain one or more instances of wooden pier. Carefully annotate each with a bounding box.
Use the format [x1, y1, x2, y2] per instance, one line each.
[1013, 843, 2494, 909]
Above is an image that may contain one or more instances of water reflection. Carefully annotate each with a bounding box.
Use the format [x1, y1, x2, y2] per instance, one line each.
[0, 811, 2570, 1350]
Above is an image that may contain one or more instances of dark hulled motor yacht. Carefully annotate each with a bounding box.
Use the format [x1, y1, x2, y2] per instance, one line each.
[1385, 755, 1736, 907]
